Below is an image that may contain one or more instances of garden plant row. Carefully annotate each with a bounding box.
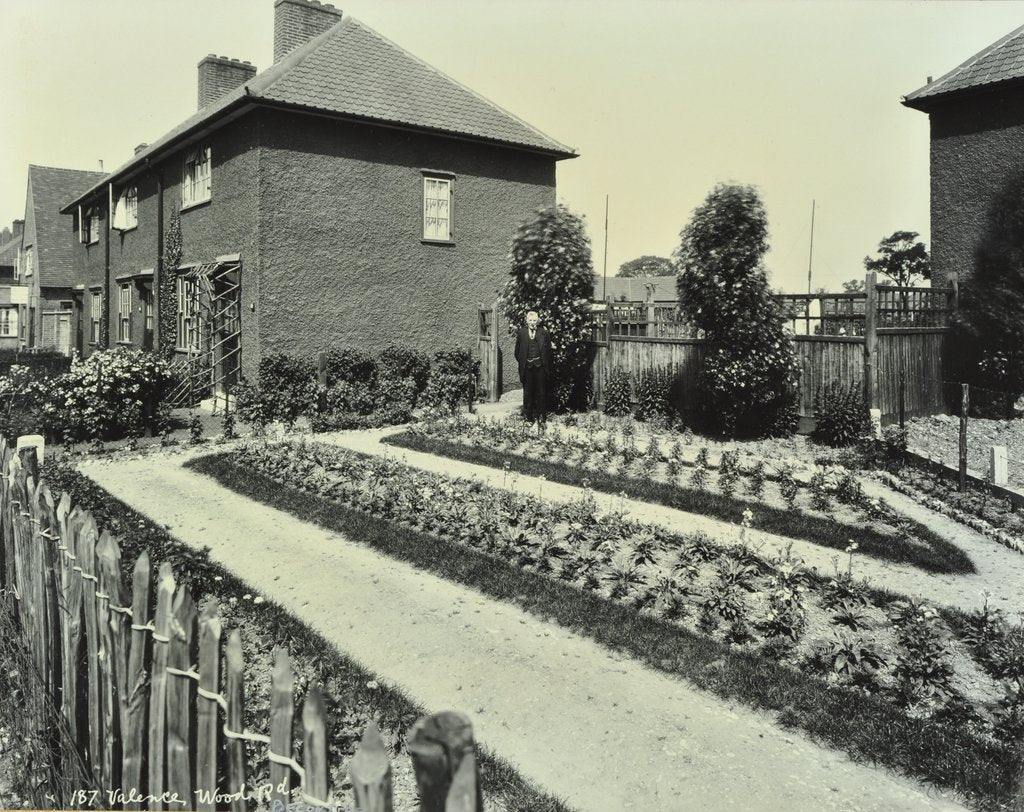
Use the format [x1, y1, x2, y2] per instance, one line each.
[387, 413, 973, 575]
[28, 461, 566, 812]
[191, 439, 1024, 810]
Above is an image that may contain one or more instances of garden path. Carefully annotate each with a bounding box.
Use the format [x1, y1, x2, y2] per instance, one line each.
[83, 451, 967, 812]
[322, 428, 1024, 617]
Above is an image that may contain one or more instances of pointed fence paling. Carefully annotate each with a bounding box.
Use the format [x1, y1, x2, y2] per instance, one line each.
[0, 438, 482, 811]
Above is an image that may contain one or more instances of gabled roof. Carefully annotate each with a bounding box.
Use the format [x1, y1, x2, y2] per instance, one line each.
[596, 275, 679, 303]
[28, 165, 106, 287]
[65, 15, 576, 210]
[903, 24, 1024, 110]
[0, 232, 20, 270]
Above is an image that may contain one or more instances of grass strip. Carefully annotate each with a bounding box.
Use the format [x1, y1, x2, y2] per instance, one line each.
[189, 452, 1019, 811]
[45, 463, 568, 812]
[384, 431, 975, 576]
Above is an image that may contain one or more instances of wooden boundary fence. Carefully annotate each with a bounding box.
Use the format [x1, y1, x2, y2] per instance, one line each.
[0, 441, 483, 811]
[589, 272, 956, 423]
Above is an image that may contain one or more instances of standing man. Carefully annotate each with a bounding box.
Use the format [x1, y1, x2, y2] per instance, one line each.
[514, 310, 552, 426]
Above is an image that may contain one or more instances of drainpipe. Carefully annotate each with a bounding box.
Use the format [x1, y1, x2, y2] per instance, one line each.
[104, 185, 112, 348]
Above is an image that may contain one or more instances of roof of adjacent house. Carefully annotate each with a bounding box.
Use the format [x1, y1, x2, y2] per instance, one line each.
[595, 275, 680, 303]
[28, 165, 106, 287]
[903, 24, 1024, 110]
[0, 231, 20, 270]
[64, 15, 576, 211]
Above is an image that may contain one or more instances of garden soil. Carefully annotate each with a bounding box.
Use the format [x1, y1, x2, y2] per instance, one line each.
[83, 447, 972, 812]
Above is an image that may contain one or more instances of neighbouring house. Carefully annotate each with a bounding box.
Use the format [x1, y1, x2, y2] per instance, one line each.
[0, 220, 28, 351]
[903, 24, 1024, 287]
[61, 0, 576, 400]
[594, 275, 680, 307]
[21, 166, 107, 354]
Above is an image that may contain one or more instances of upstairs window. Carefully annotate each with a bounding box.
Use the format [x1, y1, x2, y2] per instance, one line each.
[113, 186, 138, 230]
[118, 284, 132, 343]
[422, 175, 452, 241]
[23, 248, 33, 277]
[90, 290, 101, 343]
[80, 208, 100, 245]
[182, 146, 212, 208]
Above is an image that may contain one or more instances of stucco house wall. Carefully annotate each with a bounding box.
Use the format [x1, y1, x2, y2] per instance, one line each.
[255, 108, 555, 384]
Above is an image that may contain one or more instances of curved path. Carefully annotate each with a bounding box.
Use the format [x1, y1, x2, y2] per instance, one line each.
[82, 449, 969, 812]
[323, 428, 1024, 617]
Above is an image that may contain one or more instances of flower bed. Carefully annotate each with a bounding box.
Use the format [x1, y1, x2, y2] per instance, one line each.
[385, 414, 974, 575]
[188, 440, 1024, 807]
[38, 461, 564, 812]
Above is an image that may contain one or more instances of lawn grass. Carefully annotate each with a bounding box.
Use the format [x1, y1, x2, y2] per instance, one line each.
[384, 431, 976, 576]
[45, 463, 570, 812]
[188, 451, 1020, 811]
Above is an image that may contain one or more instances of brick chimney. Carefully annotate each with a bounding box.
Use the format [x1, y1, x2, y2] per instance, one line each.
[274, 0, 341, 63]
[1, 228, 9, 245]
[197, 55, 257, 110]
[12, 220, 23, 241]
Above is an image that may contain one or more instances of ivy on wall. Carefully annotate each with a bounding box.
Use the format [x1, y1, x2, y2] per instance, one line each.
[159, 211, 182, 359]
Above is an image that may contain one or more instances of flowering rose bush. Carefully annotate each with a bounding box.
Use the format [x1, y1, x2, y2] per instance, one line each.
[45, 349, 173, 441]
[676, 184, 798, 437]
[501, 205, 594, 411]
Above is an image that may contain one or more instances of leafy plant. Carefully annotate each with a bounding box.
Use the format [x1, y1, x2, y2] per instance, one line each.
[814, 632, 887, 680]
[813, 381, 870, 447]
[676, 183, 798, 437]
[323, 348, 378, 388]
[745, 460, 766, 499]
[603, 370, 632, 417]
[808, 468, 832, 512]
[717, 449, 740, 496]
[634, 367, 672, 421]
[421, 349, 479, 414]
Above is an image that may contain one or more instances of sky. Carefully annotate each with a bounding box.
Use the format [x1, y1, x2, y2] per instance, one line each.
[1, 0, 1023, 292]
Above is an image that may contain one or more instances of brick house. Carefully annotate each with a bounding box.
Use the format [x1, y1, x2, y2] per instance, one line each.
[903, 24, 1024, 287]
[61, 0, 576, 397]
[21, 166, 107, 354]
[0, 220, 28, 351]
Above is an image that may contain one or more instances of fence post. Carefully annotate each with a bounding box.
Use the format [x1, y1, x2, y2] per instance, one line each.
[317, 351, 327, 387]
[350, 722, 393, 812]
[863, 270, 878, 410]
[408, 711, 482, 812]
[269, 647, 295, 808]
[990, 446, 1008, 487]
[959, 383, 969, 492]
[899, 368, 906, 430]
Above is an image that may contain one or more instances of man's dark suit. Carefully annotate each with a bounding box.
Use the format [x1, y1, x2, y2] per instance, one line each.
[514, 323, 553, 423]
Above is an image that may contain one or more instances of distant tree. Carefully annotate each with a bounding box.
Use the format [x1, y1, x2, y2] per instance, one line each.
[676, 183, 798, 437]
[617, 255, 675, 277]
[841, 278, 866, 293]
[501, 205, 594, 411]
[863, 231, 930, 287]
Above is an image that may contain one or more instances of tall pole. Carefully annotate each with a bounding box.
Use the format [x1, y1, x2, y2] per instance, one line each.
[602, 194, 609, 302]
[807, 199, 816, 295]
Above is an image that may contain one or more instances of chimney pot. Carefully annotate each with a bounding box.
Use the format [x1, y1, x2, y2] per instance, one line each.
[134, 143, 149, 155]
[197, 54, 257, 110]
[273, 0, 342, 64]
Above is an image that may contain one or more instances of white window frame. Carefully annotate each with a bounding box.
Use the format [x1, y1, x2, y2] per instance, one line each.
[176, 276, 200, 351]
[0, 308, 18, 338]
[113, 186, 138, 230]
[182, 146, 212, 208]
[118, 283, 132, 343]
[90, 290, 101, 343]
[422, 175, 453, 241]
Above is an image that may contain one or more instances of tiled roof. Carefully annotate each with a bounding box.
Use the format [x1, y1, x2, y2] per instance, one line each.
[0, 232, 20, 269]
[65, 15, 575, 210]
[904, 24, 1024, 109]
[596, 275, 680, 303]
[28, 165, 106, 287]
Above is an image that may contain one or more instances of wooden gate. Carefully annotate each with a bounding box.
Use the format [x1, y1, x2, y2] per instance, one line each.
[478, 302, 500, 402]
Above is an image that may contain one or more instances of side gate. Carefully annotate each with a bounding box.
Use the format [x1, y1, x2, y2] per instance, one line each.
[478, 301, 501, 402]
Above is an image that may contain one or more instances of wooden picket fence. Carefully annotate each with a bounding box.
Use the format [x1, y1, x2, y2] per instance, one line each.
[0, 439, 482, 811]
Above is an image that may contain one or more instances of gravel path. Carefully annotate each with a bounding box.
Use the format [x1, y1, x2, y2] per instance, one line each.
[908, 414, 1024, 488]
[81, 452, 968, 812]
[324, 429, 1024, 617]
